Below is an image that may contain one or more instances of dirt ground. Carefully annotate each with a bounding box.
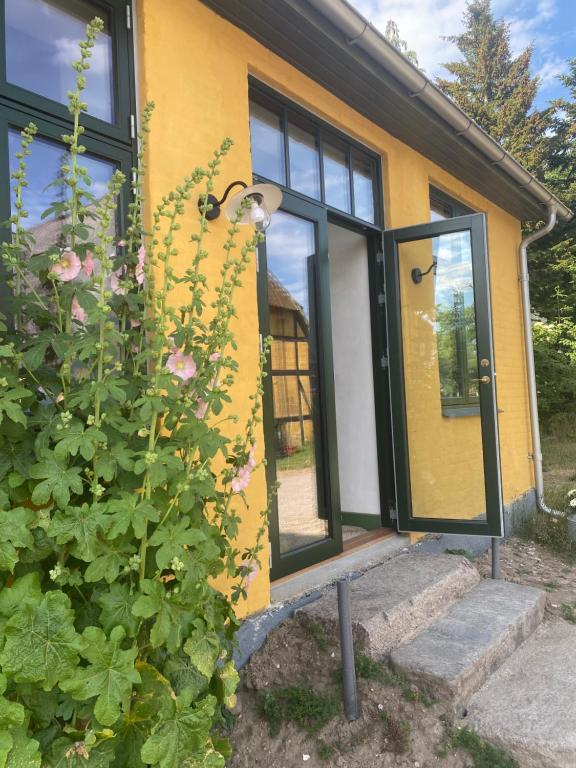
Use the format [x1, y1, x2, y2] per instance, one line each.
[228, 537, 576, 768]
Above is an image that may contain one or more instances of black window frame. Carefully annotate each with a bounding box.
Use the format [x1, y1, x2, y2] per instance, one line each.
[249, 79, 384, 230]
[429, 186, 480, 417]
[0, 0, 136, 269]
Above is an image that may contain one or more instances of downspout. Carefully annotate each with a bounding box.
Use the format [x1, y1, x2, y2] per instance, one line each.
[519, 203, 561, 515]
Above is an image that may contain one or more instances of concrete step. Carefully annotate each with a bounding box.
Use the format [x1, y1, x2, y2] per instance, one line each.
[390, 580, 545, 706]
[299, 553, 480, 658]
[467, 622, 576, 768]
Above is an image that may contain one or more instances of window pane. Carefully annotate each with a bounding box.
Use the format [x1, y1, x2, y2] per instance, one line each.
[9, 128, 117, 252]
[5, 0, 114, 123]
[265, 211, 329, 554]
[288, 122, 320, 199]
[249, 101, 285, 184]
[352, 154, 375, 223]
[323, 141, 350, 213]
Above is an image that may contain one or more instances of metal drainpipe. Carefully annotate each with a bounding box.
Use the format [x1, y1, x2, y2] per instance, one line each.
[519, 203, 562, 516]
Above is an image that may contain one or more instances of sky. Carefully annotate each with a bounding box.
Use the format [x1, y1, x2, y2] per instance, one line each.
[349, 0, 576, 108]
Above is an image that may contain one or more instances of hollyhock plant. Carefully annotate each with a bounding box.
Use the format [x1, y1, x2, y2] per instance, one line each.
[0, 18, 271, 768]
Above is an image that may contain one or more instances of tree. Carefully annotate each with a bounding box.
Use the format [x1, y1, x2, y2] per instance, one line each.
[437, 0, 553, 176]
[385, 20, 419, 66]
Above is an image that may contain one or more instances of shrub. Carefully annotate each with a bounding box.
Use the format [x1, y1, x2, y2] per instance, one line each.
[0, 18, 269, 767]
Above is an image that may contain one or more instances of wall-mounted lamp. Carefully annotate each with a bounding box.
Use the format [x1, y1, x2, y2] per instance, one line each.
[411, 259, 437, 284]
[198, 181, 282, 232]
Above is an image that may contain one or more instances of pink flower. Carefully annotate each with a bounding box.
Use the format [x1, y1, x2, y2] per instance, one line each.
[53, 248, 81, 282]
[248, 443, 257, 470]
[135, 244, 146, 285]
[166, 349, 197, 382]
[130, 318, 141, 328]
[117, 239, 127, 247]
[209, 352, 220, 362]
[194, 398, 208, 419]
[231, 466, 252, 493]
[244, 559, 259, 588]
[71, 296, 86, 323]
[82, 251, 95, 277]
[110, 267, 126, 296]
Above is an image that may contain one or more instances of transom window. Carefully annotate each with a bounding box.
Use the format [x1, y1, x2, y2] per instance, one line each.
[249, 84, 380, 225]
[429, 187, 480, 414]
[0, 0, 135, 258]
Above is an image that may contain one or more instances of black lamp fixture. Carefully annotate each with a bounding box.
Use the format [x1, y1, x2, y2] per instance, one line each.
[411, 259, 437, 284]
[198, 181, 282, 232]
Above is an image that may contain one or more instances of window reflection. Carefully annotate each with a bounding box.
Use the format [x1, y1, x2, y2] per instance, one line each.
[249, 102, 285, 185]
[6, 0, 114, 123]
[352, 155, 375, 223]
[265, 211, 329, 553]
[9, 129, 117, 251]
[323, 141, 350, 213]
[288, 122, 320, 200]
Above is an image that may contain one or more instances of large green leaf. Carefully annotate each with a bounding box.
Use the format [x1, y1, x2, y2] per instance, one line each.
[60, 626, 140, 726]
[84, 539, 136, 584]
[48, 503, 107, 562]
[45, 737, 115, 767]
[54, 422, 107, 462]
[0, 573, 42, 616]
[0, 590, 85, 690]
[148, 520, 206, 571]
[29, 454, 84, 507]
[97, 584, 140, 638]
[140, 695, 216, 768]
[0, 507, 35, 572]
[4, 727, 40, 768]
[0, 675, 24, 729]
[183, 622, 220, 680]
[132, 580, 195, 654]
[105, 495, 158, 541]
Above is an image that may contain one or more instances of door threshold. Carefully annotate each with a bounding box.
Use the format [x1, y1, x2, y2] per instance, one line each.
[270, 530, 408, 606]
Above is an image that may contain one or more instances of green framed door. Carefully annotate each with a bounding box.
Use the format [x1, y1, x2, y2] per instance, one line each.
[383, 213, 504, 536]
[258, 193, 342, 579]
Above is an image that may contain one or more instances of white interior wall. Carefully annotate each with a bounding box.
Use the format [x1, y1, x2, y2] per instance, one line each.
[328, 223, 381, 518]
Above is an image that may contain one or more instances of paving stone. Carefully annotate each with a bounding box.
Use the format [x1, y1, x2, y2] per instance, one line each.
[466, 622, 576, 768]
[390, 580, 545, 705]
[298, 553, 479, 657]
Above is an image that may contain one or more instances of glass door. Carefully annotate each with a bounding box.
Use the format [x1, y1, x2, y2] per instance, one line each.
[259, 194, 342, 579]
[383, 214, 503, 536]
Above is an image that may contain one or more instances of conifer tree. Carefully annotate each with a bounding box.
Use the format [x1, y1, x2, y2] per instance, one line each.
[437, 0, 553, 175]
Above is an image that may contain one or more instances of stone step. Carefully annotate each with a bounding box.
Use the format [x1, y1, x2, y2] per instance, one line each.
[467, 622, 576, 768]
[390, 580, 545, 706]
[299, 553, 480, 658]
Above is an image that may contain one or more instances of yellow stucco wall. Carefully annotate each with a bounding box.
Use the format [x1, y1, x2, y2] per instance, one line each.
[136, 0, 534, 615]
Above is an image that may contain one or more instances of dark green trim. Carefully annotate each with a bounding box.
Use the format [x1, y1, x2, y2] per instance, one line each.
[258, 192, 343, 580]
[383, 213, 504, 537]
[429, 186, 475, 219]
[341, 512, 383, 531]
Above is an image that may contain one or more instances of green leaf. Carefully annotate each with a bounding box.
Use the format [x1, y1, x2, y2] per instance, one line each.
[0, 590, 85, 690]
[0, 675, 24, 729]
[98, 583, 140, 638]
[48, 503, 107, 561]
[22, 338, 50, 371]
[46, 737, 115, 767]
[213, 661, 239, 710]
[60, 626, 140, 727]
[5, 727, 40, 768]
[0, 573, 42, 616]
[0, 508, 35, 572]
[140, 695, 217, 768]
[148, 520, 206, 571]
[54, 423, 107, 462]
[183, 623, 220, 680]
[0, 731, 12, 768]
[105, 495, 158, 541]
[132, 580, 195, 654]
[84, 539, 135, 584]
[29, 454, 84, 507]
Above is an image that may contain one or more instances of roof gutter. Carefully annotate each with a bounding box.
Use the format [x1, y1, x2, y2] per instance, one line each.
[305, 0, 573, 222]
[519, 205, 564, 516]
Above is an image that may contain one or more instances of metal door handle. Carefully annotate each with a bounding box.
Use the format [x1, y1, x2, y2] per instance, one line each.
[472, 375, 491, 384]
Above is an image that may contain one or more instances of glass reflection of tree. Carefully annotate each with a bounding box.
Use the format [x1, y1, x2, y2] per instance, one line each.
[435, 288, 478, 404]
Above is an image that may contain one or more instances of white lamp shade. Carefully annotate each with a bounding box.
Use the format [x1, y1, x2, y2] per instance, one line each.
[224, 183, 283, 225]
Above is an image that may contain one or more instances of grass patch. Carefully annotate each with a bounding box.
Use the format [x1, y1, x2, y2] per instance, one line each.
[544, 580, 560, 591]
[445, 548, 475, 561]
[258, 686, 339, 737]
[333, 654, 435, 707]
[440, 727, 518, 767]
[300, 615, 332, 653]
[316, 740, 335, 761]
[277, 444, 314, 472]
[518, 512, 576, 563]
[380, 710, 411, 754]
[561, 603, 576, 623]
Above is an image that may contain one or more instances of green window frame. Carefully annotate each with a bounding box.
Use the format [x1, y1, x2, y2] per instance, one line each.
[0, 0, 136, 273]
[249, 79, 383, 228]
[429, 187, 480, 416]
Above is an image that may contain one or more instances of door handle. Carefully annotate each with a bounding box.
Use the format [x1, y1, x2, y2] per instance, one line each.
[472, 375, 491, 384]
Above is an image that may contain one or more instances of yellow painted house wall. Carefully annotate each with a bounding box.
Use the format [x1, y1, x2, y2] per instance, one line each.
[136, 0, 534, 616]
